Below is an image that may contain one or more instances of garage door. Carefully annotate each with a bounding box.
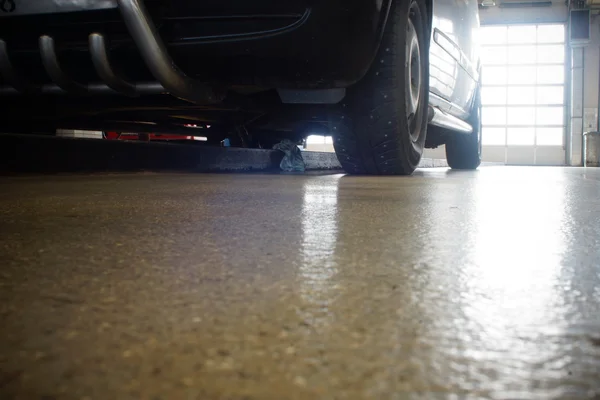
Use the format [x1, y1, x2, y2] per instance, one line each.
[480, 24, 566, 165]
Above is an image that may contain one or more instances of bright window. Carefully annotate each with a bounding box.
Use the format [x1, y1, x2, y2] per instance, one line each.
[507, 128, 535, 145]
[508, 107, 536, 126]
[508, 26, 537, 44]
[480, 24, 565, 147]
[482, 127, 506, 145]
[482, 66, 507, 85]
[508, 86, 535, 105]
[537, 25, 565, 43]
[306, 135, 333, 144]
[482, 87, 507, 105]
[536, 128, 564, 145]
[508, 46, 536, 65]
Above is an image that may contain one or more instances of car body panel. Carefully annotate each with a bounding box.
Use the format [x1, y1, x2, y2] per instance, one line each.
[429, 0, 480, 117]
[0, 0, 480, 131]
[0, 0, 392, 89]
[0, 0, 118, 16]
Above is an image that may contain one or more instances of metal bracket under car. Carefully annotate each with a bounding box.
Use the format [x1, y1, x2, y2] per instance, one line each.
[0, 0, 222, 104]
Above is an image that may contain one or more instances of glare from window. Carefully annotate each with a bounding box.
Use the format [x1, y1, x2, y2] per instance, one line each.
[536, 128, 563, 146]
[537, 45, 565, 64]
[536, 107, 564, 126]
[537, 25, 565, 43]
[437, 18, 454, 34]
[482, 127, 506, 145]
[537, 66, 564, 84]
[482, 87, 507, 105]
[482, 67, 507, 85]
[508, 66, 536, 85]
[536, 86, 563, 105]
[508, 86, 535, 105]
[480, 23, 565, 149]
[508, 25, 537, 44]
[480, 26, 507, 45]
[507, 128, 535, 145]
[483, 107, 507, 126]
[481, 46, 507, 66]
[306, 135, 333, 145]
[508, 46, 536, 65]
[508, 107, 536, 126]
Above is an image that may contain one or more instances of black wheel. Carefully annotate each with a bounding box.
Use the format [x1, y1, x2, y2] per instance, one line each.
[333, 0, 430, 175]
[445, 85, 482, 170]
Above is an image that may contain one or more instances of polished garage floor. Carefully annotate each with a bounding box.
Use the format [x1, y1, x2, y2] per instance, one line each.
[1, 167, 599, 399]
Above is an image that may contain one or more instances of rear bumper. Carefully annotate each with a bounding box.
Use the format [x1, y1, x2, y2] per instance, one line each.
[0, 0, 390, 102]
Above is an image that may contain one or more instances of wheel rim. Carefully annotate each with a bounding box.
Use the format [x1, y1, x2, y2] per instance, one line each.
[406, 15, 422, 142]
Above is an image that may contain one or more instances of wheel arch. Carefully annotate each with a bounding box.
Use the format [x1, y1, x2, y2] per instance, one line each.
[350, 0, 433, 89]
[384, 0, 434, 47]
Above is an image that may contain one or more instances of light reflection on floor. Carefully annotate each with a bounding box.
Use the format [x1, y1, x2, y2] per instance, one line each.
[298, 176, 340, 327]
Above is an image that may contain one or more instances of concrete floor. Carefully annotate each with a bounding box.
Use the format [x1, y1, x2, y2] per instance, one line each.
[1, 167, 600, 400]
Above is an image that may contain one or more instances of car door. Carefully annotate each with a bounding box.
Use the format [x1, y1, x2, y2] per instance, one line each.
[429, 0, 480, 119]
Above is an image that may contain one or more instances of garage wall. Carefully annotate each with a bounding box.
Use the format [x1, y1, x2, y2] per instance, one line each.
[478, 2, 568, 25]
[583, 16, 600, 129]
[568, 15, 600, 165]
[583, 20, 600, 112]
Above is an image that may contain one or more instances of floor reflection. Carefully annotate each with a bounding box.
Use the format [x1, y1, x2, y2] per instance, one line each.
[469, 172, 567, 338]
[298, 176, 341, 327]
[421, 169, 590, 397]
[290, 169, 599, 397]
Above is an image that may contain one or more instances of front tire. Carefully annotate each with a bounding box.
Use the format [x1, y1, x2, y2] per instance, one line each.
[333, 0, 430, 175]
[445, 85, 482, 170]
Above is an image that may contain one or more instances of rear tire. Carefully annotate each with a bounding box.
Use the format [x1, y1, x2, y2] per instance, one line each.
[333, 0, 430, 175]
[445, 85, 482, 170]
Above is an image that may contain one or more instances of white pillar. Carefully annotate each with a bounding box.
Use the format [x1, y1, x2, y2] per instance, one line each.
[570, 47, 584, 166]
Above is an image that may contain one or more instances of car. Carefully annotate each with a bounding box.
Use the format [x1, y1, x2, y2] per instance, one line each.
[0, 0, 481, 175]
